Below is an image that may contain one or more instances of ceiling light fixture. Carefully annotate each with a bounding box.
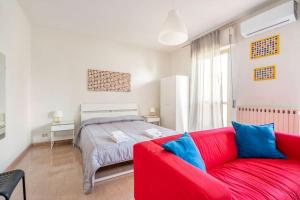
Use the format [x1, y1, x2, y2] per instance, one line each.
[158, 4, 188, 46]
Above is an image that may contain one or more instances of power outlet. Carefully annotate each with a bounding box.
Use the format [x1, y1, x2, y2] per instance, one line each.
[42, 133, 49, 138]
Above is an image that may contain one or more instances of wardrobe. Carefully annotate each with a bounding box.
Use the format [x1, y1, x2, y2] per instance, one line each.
[160, 76, 189, 132]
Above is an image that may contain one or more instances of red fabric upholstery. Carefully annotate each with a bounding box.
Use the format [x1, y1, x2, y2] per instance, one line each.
[134, 128, 300, 200]
[153, 127, 238, 169]
[134, 141, 232, 200]
[209, 159, 300, 200]
[276, 132, 300, 160]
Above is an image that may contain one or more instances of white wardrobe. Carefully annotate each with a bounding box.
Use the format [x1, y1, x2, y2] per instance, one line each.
[160, 76, 189, 132]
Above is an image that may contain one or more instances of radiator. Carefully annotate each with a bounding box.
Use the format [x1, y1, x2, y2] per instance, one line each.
[237, 106, 300, 134]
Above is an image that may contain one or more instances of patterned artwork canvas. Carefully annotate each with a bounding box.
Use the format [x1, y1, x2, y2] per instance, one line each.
[250, 35, 280, 59]
[254, 65, 276, 81]
[88, 69, 131, 92]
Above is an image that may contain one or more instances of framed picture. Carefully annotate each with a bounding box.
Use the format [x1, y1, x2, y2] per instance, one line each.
[87, 69, 131, 92]
[250, 35, 280, 59]
[254, 65, 276, 81]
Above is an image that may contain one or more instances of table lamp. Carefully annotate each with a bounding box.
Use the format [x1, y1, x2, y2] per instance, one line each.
[53, 111, 63, 123]
[149, 107, 156, 116]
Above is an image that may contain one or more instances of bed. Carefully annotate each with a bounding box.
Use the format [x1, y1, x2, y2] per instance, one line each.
[76, 104, 177, 193]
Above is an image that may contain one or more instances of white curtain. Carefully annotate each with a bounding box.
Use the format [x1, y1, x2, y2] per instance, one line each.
[188, 30, 223, 131]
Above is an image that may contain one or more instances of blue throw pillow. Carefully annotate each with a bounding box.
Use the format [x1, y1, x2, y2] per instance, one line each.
[162, 132, 206, 171]
[232, 121, 286, 159]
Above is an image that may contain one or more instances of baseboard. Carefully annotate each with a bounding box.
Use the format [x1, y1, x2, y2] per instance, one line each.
[32, 139, 73, 147]
[5, 144, 32, 171]
[31, 141, 49, 146]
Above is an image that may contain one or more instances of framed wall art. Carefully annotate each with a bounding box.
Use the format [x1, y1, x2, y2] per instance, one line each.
[250, 35, 280, 59]
[254, 65, 276, 81]
[87, 69, 131, 92]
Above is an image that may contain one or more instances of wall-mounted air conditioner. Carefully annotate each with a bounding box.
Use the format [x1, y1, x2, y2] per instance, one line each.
[240, 0, 297, 38]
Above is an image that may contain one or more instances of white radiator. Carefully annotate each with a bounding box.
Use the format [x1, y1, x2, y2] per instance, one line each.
[237, 106, 300, 134]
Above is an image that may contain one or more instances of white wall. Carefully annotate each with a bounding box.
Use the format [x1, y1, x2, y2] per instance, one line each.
[170, 46, 191, 76]
[170, 19, 300, 122]
[233, 20, 300, 109]
[0, 55, 5, 114]
[0, 0, 31, 171]
[31, 27, 171, 142]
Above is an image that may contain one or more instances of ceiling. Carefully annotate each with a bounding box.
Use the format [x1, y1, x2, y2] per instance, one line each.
[19, 0, 278, 51]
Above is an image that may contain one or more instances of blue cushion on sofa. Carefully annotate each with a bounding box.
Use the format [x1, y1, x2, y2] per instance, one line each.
[162, 132, 206, 171]
[232, 121, 286, 159]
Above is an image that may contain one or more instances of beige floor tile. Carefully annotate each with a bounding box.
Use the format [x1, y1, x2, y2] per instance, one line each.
[8, 145, 134, 200]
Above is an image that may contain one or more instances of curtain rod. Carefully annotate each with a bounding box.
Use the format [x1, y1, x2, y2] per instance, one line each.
[181, 22, 236, 48]
[180, 0, 290, 48]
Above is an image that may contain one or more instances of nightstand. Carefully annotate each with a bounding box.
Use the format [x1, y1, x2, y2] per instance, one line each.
[50, 121, 75, 149]
[143, 115, 161, 126]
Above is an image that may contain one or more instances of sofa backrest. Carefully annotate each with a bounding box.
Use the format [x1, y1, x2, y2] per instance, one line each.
[190, 127, 238, 169]
[153, 127, 238, 169]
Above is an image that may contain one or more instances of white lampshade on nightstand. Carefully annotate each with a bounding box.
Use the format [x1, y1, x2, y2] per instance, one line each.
[53, 111, 63, 123]
[149, 107, 156, 116]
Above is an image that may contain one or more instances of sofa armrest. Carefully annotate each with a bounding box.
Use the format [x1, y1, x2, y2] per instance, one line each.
[276, 132, 300, 160]
[134, 141, 232, 200]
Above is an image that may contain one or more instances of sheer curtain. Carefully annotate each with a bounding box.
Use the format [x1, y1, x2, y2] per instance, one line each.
[188, 30, 223, 131]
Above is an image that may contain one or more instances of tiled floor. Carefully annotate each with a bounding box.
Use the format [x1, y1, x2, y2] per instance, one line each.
[9, 144, 134, 200]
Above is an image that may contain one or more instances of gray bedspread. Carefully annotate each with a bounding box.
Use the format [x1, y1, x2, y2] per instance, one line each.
[76, 116, 177, 193]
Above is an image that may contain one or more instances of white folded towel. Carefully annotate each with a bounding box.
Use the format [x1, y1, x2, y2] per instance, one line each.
[108, 131, 130, 143]
[145, 128, 162, 139]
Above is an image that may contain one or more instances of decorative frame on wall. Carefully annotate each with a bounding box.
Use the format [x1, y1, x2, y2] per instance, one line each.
[250, 35, 280, 59]
[87, 69, 131, 92]
[254, 65, 276, 81]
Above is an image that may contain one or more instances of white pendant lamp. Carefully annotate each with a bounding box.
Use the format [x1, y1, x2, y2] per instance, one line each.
[158, 9, 188, 46]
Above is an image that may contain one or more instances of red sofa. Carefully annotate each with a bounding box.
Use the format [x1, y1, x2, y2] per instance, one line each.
[134, 127, 300, 200]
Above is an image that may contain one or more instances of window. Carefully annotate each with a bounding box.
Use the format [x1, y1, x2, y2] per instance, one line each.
[189, 41, 230, 130]
[221, 50, 229, 127]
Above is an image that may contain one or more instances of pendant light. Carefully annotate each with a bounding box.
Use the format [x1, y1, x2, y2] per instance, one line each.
[158, 3, 188, 46]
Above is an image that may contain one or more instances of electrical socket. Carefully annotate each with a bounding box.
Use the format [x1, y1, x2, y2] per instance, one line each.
[42, 133, 49, 138]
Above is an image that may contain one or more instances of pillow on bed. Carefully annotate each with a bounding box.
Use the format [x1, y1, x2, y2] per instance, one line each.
[81, 115, 145, 127]
[163, 132, 206, 171]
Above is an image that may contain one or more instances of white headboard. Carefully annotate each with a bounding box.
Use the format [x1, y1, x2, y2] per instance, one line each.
[80, 104, 139, 122]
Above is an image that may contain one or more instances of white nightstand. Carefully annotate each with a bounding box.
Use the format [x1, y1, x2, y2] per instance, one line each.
[143, 115, 161, 126]
[50, 121, 75, 149]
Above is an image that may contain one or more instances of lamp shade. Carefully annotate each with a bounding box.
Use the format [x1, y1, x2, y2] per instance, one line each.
[149, 107, 156, 115]
[150, 107, 156, 113]
[158, 9, 188, 46]
[53, 110, 63, 123]
[53, 111, 63, 118]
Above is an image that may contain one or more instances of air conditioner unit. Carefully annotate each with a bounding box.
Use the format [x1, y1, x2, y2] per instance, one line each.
[240, 0, 297, 38]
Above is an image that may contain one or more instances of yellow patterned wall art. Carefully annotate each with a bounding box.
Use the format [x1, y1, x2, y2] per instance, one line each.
[254, 65, 276, 81]
[88, 69, 131, 92]
[250, 35, 280, 59]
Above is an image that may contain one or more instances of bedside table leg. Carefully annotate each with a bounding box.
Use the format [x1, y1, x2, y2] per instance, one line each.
[72, 130, 75, 148]
[50, 131, 54, 149]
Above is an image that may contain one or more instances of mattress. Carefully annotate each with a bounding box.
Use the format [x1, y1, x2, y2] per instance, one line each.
[76, 115, 177, 193]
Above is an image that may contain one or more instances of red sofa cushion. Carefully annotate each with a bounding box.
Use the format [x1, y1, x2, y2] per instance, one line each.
[208, 159, 300, 200]
[153, 127, 238, 169]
